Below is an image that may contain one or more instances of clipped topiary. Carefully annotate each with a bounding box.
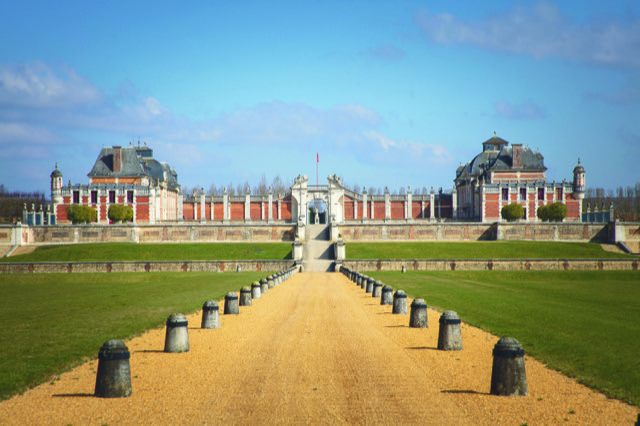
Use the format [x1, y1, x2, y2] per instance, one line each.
[537, 204, 549, 222]
[108, 204, 134, 223]
[66, 204, 97, 224]
[537, 202, 567, 222]
[501, 203, 524, 222]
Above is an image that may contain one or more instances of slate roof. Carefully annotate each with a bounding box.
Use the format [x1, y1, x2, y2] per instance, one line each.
[87, 145, 180, 191]
[455, 136, 546, 183]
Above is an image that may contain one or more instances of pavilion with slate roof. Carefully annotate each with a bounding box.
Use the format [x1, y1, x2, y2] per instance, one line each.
[454, 133, 584, 222]
[51, 142, 182, 223]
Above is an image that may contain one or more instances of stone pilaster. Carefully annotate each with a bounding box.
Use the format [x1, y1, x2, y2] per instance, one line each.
[430, 187, 435, 222]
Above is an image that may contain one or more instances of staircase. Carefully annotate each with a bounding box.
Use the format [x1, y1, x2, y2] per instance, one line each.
[303, 224, 334, 272]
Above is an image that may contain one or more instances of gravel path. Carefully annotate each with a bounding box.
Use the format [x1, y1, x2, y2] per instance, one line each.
[1, 272, 637, 425]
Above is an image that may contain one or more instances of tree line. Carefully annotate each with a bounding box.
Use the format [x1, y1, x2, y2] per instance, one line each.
[583, 183, 640, 221]
[0, 184, 49, 223]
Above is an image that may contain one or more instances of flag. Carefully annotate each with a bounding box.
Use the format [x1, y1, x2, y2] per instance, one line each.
[317, 153, 319, 163]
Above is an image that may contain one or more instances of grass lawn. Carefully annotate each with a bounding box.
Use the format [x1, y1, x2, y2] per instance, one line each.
[346, 241, 633, 259]
[1, 242, 292, 263]
[365, 270, 640, 407]
[0, 272, 275, 401]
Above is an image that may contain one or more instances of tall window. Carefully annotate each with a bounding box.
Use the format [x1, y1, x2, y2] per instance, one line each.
[520, 188, 526, 201]
[127, 190, 134, 203]
[109, 190, 116, 204]
[91, 190, 98, 204]
[501, 188, 509, 201]
[73, 191, 80, 204]
[538, 187, 545, 201]
[556, 187, 563, 200]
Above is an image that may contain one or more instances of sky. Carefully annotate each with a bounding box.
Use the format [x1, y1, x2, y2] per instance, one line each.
[1, 0, 639, 195]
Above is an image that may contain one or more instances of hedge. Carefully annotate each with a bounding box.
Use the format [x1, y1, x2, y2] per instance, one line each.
[501, 203, 524, 222]
[537, 202, 568, 222]
[66, 205, 98, 224]
[108, 205, 134, 223]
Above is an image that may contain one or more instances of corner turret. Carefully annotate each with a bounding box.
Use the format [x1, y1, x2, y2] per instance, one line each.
[50, 163, 63, 204]
[572, 158, 585, 200]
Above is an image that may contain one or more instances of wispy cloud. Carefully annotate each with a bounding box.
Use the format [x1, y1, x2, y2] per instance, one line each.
[414, 1, 640, 69]
[363, 130, 454, 167]
[583, 86, 640, 105]
[494, 101, 547, 120]
[361, 43, 406, 61]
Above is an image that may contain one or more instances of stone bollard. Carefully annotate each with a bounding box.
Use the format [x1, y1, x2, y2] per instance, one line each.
[261, 278, 269, 295]
[360, 275, 367, 290]
[402, 265, 406, 273]
[239, 286, 252, 306]
[251, 281, 261, 299]
[392, 290, 408, 314]
[94, 340, 132, 398]
[355, 273, 361, 286]
[268, 275, 275, 289]
[372, 280, 382, 297]
[201, 300, 221, 329]
[366, 277, 375, 294]
[437, 311, 463, 351]
[164, 313, 190, 353]
[381, 285, 394, 305]
[490, 337, 528, 396]
[224, 292, 239, 315]
[409, 298, 428, 328]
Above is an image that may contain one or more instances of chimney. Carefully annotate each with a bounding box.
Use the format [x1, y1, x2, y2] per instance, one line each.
[512, 144, 523, 168]
[113, 146, 122, 173]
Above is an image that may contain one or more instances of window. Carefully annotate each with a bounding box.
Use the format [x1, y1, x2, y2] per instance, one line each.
[91, 190, 98, 204]
[556, 187, 563, 200]
[538, 188, 545, 201]
[501, 188, 509, 201]
[520, 188, 526, 201]
[109, 190, 116, 204]
[127, 190, 134, 203]
[73, 191, 80, 204]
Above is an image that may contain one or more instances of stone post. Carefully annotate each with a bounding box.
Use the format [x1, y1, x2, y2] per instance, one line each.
[244, 188, 251, 223]
[437, 311, 463, 351]
[260, 278, 268, 295]
[392, 290, 408, 314]
[94, 340, 132, 398]
[490, 337, 528, 396]
[251, 281, 261, 299]
[381, 285, 393, 305]
[384, 187, 390, 221]
[268, 187, 274, 223]
[201, 300, 221, 329]
[240, 286, 252, 306]
[224, 292, 239, 314]
[372, 280, 382, 297]
[366, 277, 374, 294]
[164, 313, 190, 353]
[200, 189, 206, 224]
[223, 188, 229, 224]
[452, 188, 458, 220]
[409, 298, 428, 328]
[407, 186, 413, 222]
[430, 187, 435, 222]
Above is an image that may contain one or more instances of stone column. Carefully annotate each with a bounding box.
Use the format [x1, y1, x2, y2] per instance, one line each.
[421, 199, 425, 219]
[177, 191, 183, 222]
[451, 188, 458, 220]
[362, 187, 368, 222]
[244, 188, 251, 223]
[223, 188, 229, 224]
[268, 187, 274, 223]
[200, 190, 206, 223]
[384, 187, 390, 221]
[354, 199, 358, 220]
[406, 186, 412, 221]
[430, 187, 435, 222]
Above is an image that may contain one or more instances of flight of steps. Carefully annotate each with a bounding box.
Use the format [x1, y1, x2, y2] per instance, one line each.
[302, 224, 334, 272]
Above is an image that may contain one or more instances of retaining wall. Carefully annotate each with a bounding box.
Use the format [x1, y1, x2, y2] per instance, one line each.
[1, 223, 296, 246]
[341, 259, 639, 271]
[0, 260, 294, 274]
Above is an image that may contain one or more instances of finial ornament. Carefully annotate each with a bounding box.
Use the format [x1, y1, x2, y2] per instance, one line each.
[577, 158, 581, 165]
[494, 131, 497, 136]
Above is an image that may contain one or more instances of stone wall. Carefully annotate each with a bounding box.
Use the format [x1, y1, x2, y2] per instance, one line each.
[342, 259, 639, 272]
[0, 260, 294, 274]
[15, 223, 296, 245]
[337, 222, 633, 243]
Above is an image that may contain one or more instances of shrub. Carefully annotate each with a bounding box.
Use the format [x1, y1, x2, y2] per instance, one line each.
[108, 204, 133, 223]
[501, 203, 524, 222]
[537, 202, 567, 222]
[66, 205, 97, 224]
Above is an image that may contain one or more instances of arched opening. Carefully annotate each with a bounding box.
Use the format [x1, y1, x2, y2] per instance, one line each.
[308, 198, 327, 224]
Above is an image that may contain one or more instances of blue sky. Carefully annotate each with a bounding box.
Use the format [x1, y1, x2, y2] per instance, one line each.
[1, 1, 639, 195]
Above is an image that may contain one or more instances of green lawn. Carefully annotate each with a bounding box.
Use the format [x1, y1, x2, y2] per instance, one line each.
[1, 242, 292, 263]
[347, 241, 632, 259]
[365, 270, 640, 407]
[0, 272, 275, 401]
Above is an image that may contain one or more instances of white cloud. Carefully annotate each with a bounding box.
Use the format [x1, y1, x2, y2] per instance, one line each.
[414, 2, 640, 69]
[363, 130, 454, 167]
[0, 122, 59, 144]
[0, 61, 102, 108]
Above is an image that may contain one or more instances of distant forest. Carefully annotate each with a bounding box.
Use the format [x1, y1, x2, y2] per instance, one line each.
[0, 184, 48, 223]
